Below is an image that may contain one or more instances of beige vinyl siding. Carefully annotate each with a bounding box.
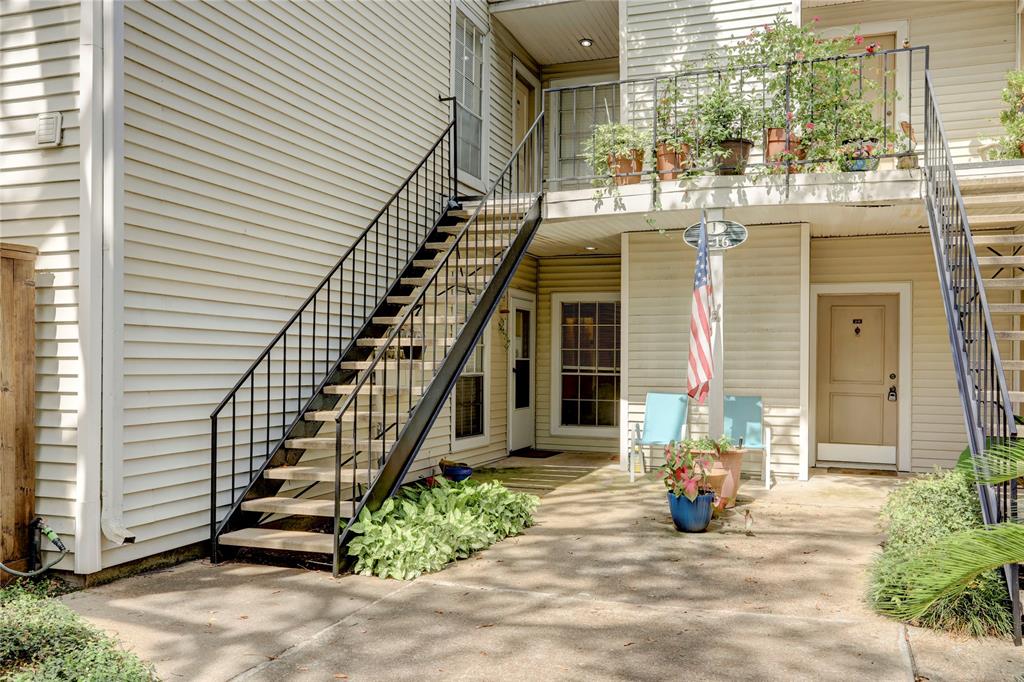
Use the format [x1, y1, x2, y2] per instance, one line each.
[810, 0, 1017, 162]
[0, 0, 81, 566]
[626, 226, 802, 477]
[112, 0, 529, 567]
[623, 0, 795, 79]
[810, 234, 968, 471]
[537, 254, 621, 452]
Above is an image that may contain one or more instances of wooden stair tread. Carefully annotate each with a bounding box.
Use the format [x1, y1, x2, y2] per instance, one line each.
[993, 330, 1024, 340]
[988, 304, 1024, 314]
[973, 233, 1024, 246]
[305, 408, 412, 422]
[240, 496, 356, 517]
[968, 214, 1024, 229]
[373, 315, 463, 325]
[959, 177, 1024, 195]
[964, 194, 1024, 208]
[339, 359, 439, 370]
[218, 527, 334, 553]
[263, 464, 378, 482]
[981, 278, 1024, 288]
[356, 336, 455, 347]
[977, 255, 1024, 266]
[284, 435, 387, 449]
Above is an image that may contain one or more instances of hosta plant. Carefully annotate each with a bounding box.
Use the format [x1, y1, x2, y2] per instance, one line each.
[347, 478, 539, 580]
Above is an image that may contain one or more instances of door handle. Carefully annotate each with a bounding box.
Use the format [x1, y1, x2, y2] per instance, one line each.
[888, 385, 898, 402]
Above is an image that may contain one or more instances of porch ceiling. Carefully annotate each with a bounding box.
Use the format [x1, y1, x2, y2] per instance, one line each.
[490, 0, 619, 65]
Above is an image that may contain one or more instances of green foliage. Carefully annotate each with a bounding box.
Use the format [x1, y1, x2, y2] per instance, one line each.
[658, 441, 716, 501]
[683, 435, 734, 453]
[989, 69, 1024, 160]
[582, 121, 651, 179]
[0, 581, 157, 681]
[867, 470, 1012, 637]
[347, 479, 539, 580]
[690, 69, 756, 170]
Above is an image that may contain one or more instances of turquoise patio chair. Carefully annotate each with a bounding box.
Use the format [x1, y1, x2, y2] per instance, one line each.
[723, 395, 773, 489]
[628, 392, 689, 482]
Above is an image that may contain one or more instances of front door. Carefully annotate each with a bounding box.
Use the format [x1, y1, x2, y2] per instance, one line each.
[508, 292, 536, 451]
[816, 294, 899, 465]
[513, 69, 537, 192]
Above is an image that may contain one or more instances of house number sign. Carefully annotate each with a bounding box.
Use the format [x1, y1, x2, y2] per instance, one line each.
[683, 219, 749, 251]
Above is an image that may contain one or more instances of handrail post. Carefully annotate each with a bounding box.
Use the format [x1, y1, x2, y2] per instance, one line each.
[210, 415, 218, 563]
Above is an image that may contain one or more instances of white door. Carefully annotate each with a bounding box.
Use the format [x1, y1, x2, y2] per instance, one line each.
[508, 292, 536, 451]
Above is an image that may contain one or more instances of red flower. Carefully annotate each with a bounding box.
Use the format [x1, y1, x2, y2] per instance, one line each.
[854, 34, 864, 45]
[805, 122, 815, 131]
[866, 42, 878, 54]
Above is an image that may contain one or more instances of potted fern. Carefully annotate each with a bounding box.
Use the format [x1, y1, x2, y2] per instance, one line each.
[695, 75, 756, 175]
[584, 121, 651, 186]
[658, 441, 716, 532]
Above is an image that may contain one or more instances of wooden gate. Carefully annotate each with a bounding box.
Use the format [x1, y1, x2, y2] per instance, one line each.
[1, 243, 38, 584]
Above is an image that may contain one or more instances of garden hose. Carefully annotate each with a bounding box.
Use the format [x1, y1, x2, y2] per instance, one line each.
[0, 518, 68, 578]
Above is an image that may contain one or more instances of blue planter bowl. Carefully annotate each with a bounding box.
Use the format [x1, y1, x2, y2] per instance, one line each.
[667, 491, 714, 532]
[442, 465, 473, 482]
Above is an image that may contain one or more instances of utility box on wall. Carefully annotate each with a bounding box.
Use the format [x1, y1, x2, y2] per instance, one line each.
[1, 243, 38, 585]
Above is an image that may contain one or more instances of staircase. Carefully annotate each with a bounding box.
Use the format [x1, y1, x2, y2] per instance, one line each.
[923, 71, 1023, 644]
[209, 114, 545, 573]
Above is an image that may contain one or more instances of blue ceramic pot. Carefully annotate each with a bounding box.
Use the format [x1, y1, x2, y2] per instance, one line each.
[442, 465, 473, 482]
[667, 491, 714, 532]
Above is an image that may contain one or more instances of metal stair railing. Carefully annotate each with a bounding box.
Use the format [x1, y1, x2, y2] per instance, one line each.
[328, 112, 546, 575]
[209, 121, 457, 559]
[922, 69, 1021, 645]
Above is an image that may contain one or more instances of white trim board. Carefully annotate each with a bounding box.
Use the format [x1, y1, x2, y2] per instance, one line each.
[808, 282, 913, 474]
[450, 0, 491, 193]
[549, 291, 622, 439]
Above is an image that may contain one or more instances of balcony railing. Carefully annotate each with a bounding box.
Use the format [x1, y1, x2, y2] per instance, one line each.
[543, 46, 930, 192]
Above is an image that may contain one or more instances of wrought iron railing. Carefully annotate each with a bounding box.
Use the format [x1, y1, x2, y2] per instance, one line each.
[328, 113, 545, 574]
[544, 46, 929, 191]
[209, 121, 458, 553]
[922, 69, 1021, 645]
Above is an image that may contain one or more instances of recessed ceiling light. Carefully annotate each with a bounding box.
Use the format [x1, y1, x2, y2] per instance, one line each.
[578, 37, 594, 48]
[584, 245, 597, 251]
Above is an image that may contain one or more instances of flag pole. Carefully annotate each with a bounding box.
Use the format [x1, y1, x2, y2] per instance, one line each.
[706, 207, 726, 440]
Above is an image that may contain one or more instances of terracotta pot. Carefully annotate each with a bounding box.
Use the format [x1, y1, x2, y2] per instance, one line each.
[655, 141, 691, 181]
[1019, 142, 1024, 158]
[704, 469, 728, 499]
[716, 138, 753, 176]
[765, 128, 805, 172]
[713, 449, 745, 509]
[607, 150, 644, 186]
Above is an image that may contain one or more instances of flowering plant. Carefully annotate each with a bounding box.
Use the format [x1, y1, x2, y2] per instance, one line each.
[988, 69, 1024, 160]
[658, 440, 716, 502]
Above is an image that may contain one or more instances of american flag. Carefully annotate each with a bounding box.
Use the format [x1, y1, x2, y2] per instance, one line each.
[687, 213, 715, 404]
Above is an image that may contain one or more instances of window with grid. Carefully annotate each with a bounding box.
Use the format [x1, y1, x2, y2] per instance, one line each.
[455, 340, 486, 439]
[555, 83, 620, 188]
[560, 300, 620, 428]
[454, 10, 485, 182]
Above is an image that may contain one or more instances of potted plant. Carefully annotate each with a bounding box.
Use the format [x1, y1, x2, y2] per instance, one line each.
[695, 74, 756, 175]
[658, 441, 716, 532]
[988, 69, 1024, 160]
[584, 121, 651, 186]
[654, 82, 694, 180]
[682, 436, 743, 510]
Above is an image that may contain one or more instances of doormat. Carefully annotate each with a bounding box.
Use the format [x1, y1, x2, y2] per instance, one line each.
[509, 448, 563, 459]
[825, 467, 898, 477]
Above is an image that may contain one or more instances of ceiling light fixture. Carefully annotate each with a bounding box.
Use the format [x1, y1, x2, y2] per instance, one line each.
[584, 245, 597, 251]
[578, 37, 594, 48]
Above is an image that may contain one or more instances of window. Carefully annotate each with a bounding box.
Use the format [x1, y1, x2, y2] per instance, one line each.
[554, 296, 621, 431]
[554, 82, 620, 189]
[455, 339, 487, 441]
[453, 8, 488, 186]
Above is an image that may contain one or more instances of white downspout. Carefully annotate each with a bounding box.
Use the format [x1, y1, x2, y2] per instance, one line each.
[75, 0, 104, 574]
[100, 0, 134, 547]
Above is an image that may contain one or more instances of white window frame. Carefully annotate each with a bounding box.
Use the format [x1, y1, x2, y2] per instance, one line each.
[450, 1, 491, 193]
[550, 292, 621, 439]
[451, 326, 491, 452]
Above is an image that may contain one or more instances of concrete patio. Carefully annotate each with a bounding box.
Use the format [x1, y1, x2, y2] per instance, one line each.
[64, 452, 1022, 680]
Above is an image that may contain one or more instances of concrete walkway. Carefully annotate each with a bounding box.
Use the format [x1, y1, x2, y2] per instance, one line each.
[65, 453, 1023, 680]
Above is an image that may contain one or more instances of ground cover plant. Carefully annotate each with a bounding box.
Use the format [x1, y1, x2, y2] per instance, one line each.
[0, 578, 157, 681]
[867, 468, 1012, 637]
[347, 478, 539, 580]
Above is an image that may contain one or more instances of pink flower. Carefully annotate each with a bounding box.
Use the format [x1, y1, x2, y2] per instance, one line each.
[795, 51, 805, 61]
[805, 122, 815, 131]
[854, 34, 864, 45]
[812, 15, 820, 22]
[787, 110, 795, 121]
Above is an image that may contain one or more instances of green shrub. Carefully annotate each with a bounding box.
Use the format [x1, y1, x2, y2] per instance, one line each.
[0, 581, 157, 681]
[347, 478, 539, 580]
[868, 470, 1012, 637]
